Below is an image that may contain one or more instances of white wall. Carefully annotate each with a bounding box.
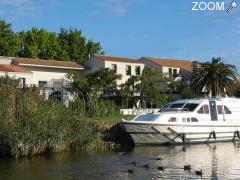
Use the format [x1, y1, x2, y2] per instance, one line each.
[18, 66, 83, 87]
[84, 56, 145, 86]
[0, 56, 12, 64]
[104, 61, 145, 86]
[0, 72, 33, 85]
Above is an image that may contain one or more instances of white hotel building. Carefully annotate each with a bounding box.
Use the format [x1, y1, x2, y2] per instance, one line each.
[84, 55, 145, 86]
[0, 55, 193, 104]
[0, 56, 84, 104]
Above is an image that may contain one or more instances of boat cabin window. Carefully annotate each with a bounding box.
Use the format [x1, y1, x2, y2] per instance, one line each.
[217, 105, 223, 114]
[197, 105, 209, 114]
[216, 105, 231, 114]
[182, 117, 198, 122]
[159, 103, 172, 112]
[134, 114, 159, 121]
[224, 106, 232, 114]
[183, 103, 199, 112]
[169, 103, 185, 108]
[191, 117, 198, 122]
[204, 105, 209, 114]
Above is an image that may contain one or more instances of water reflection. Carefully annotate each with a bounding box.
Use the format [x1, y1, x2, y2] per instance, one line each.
[0, 142, 240, 179]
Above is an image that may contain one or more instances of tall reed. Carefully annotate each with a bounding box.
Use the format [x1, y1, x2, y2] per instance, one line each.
[0, 85, 109, 157]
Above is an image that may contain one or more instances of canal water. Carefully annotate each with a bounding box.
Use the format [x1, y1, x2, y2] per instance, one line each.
[1, 142, 240, 179]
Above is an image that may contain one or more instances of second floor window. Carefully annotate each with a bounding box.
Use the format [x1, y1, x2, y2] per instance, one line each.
[111, 64, 117, 73]
[168, 68, 172, 77]
[126, 65, 131, 76]
[135, 66, 141, 76]
[173, 69, 178, 77]
[39, 81, 47, 87]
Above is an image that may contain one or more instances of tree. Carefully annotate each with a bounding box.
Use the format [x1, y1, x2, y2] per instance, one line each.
[0, 20, 20, 56]
[167, 79, 181, 101]
[0, 18, 104, 62]
[191, 57, 239, 97]
[140, 68, 169, 107]
[0, 75, 20, 87]
[87, 68, 122, 96]
[59, 28, 104, 63]
[18, 28, 64, 60]
[119, 75, 141, 108]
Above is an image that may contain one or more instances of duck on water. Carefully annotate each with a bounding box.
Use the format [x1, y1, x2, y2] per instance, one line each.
[118, 97, 240, 146]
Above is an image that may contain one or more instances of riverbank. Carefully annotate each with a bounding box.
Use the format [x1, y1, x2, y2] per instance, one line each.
[0, 85, 130, 158]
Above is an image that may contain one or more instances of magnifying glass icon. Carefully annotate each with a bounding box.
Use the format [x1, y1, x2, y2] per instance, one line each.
[226, 1, 238, 13]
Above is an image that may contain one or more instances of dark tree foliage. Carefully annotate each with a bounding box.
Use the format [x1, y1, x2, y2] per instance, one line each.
[0, 20, 20, 56]
[0, 19, 104, 63]
[191, 57, 239, 96]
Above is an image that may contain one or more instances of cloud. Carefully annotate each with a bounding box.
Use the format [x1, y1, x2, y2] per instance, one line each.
[90, 0, 139, 16]
[0, 0, 61, 20]
[0, 0, 40, 20]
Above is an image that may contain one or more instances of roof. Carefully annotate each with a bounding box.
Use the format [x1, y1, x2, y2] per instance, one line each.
[0, 64, 31, 73]
[141, 57, 193, 72]
[13, 57, 84, 69]
[95, 55, 144, 64]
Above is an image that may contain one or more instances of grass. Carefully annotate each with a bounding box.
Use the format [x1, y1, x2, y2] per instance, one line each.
[0, 85, 126, 158]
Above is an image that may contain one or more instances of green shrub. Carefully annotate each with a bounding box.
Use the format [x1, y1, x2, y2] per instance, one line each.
[0, 86, 108, 157]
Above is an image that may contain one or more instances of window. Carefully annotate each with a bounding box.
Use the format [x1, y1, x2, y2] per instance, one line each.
[18, 78, 26, 88]
[191, 118, 198, 122]
[204, 105, 209, 114]
[135, 66, 141, 76]
[39, 81, 47, 87]
[224, 106, 232, 114]
[159, 103, 172, 112]
[111, 64, 117, 73]
[198, 106, 204, 114]
[134, 114, 159, 121]
[197, 105, 209, 114]
[126, 65, 131, 76]
[173, 69, 178, 77]
[168, 68, 172, 77]
[217, 105, 223, 114]
[183, 103, 199, 112]
[169, 103, 185, 108]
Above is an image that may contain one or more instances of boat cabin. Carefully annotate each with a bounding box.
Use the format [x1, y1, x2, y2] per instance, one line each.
[133, 98, 240, 123]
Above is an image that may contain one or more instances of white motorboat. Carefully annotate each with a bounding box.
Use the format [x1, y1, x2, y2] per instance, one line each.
[120, 97, 240, 146]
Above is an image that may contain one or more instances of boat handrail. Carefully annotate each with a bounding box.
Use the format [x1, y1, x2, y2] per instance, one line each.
[160, 108, 189, 112]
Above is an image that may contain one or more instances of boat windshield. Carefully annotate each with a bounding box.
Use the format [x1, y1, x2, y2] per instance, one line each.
[159, 103, 172, 112]
[134, 114, 159, 121]
[160, 103, 186, 112]
[183, 103, 199, 112]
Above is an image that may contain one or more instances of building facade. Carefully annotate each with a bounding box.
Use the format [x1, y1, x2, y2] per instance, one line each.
[140, 57, 193, 84]
[84, 55, 145, 86]
[0, 56, 84, 105]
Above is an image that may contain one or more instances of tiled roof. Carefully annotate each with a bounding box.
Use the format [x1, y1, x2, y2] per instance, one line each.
[95, 55, 144, 64]
[13, 57, 84, 69]
[0, 64, 31, 73]
[141, 57, 193, 72]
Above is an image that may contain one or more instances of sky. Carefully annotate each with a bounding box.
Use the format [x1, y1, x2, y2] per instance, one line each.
[0, 0, 239, 70]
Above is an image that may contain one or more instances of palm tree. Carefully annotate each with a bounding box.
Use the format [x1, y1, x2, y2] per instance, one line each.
[191, 57, 239, 97]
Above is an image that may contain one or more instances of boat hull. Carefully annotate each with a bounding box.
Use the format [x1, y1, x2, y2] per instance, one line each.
[120, 122, 240, 146]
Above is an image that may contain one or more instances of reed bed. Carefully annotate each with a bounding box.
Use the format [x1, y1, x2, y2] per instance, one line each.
[0, 85, 113, 158]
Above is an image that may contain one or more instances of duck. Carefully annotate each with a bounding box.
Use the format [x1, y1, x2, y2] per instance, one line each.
[142, 163, 150, 169]
[155, 157, 163, 161]
[128, 168, 134, 174]
[195, 169, 203, 176]
[157, 166, 165, 171]
[184, 164, 191, 171]
[129, 161, 136, 166]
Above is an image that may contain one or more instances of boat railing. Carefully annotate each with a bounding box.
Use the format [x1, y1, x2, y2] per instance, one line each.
[160, 108, 189, 112]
